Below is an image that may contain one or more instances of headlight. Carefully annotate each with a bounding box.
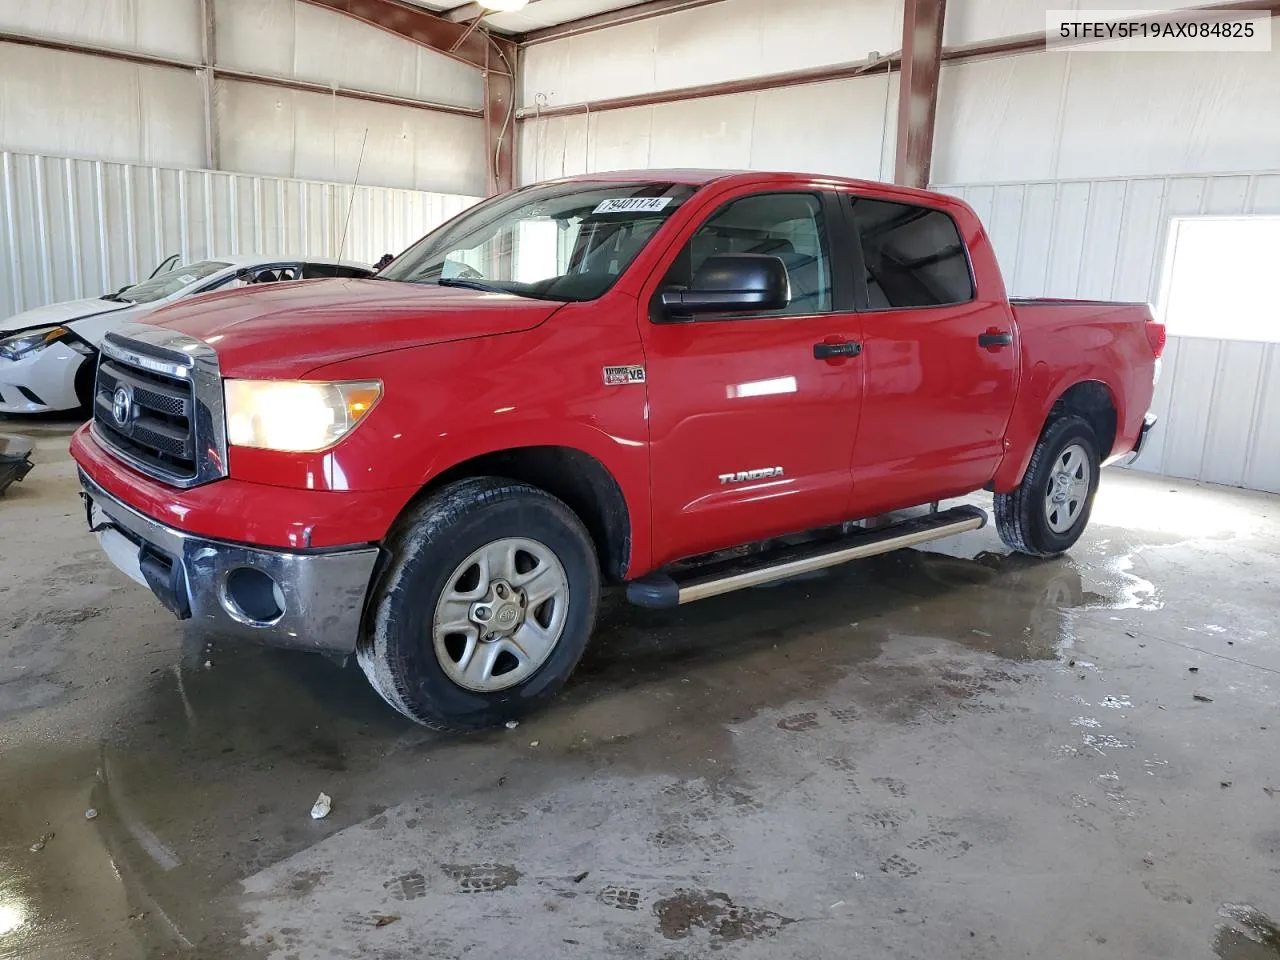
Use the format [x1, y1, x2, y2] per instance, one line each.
[224, 379, 382, 452]
[0, 326, 67, 361]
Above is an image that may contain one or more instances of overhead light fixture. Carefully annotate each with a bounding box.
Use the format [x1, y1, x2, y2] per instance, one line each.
[480, 0, 530, 11]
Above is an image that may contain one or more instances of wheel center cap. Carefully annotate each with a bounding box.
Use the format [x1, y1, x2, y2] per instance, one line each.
[494, 603, 520, 628]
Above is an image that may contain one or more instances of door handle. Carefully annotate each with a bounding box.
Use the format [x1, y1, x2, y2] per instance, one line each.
[814, 340, 862, 360]
[978, 331, 1014, 349]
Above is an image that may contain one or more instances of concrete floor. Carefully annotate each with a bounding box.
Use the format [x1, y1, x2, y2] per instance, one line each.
[2, 420, 1280, 960]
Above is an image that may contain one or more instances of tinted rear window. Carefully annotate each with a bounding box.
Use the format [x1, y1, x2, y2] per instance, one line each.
[852, 199, 974, 309]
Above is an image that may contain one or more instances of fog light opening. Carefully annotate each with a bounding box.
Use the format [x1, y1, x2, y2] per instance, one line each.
[223, 567, 285, 624]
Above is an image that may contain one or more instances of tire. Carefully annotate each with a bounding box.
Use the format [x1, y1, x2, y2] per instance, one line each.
[994, 415, 1100, 558]
[74, 352, 98, 412]
[358, 477, 600, 732]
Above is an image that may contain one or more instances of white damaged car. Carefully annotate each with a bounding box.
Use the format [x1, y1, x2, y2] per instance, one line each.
[0, 255, 372, 415]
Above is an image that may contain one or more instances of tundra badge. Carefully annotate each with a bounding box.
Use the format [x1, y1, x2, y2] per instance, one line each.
[603, 365, 646, 386]
[719, 467, 785, 485]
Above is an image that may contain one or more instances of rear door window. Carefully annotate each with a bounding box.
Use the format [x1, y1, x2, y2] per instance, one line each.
[851, 198, 974, 309]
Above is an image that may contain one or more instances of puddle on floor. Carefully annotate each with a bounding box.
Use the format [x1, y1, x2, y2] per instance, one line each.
[0, 537, 1162, 958]
[1215, 904, 1280, 960]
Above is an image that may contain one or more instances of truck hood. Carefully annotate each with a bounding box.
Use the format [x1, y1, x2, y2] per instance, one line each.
[1, 297, 132, 337]
[138, 278, 564, 378]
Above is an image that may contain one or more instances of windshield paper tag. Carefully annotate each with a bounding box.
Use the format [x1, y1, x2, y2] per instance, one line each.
[593, 197, 673, 215]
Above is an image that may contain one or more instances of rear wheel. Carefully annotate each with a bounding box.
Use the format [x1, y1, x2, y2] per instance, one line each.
[994, 415, 1100, 558]
[358, 477, 599, 732]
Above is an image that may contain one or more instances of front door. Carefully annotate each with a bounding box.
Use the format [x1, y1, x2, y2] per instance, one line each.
[843, 194, 1019, 516]
[640, 189, 864, 567]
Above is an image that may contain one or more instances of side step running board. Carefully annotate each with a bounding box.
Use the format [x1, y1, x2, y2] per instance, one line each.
[627, 505, 988, 609]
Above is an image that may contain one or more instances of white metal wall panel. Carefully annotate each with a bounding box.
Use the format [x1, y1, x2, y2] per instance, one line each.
[0, 43, 206, 169]
[521, 0, 901, 108]
[942, 0, 1198, 45]
[0, 0, 202, 61]
[935, 45, 1280, 184]
[934, 171, 1280, 493]
[213, 0, 483, 110]
[0, 150, 479, 320]
[519, 73, 898, 184]
[216, 79, 487, 197]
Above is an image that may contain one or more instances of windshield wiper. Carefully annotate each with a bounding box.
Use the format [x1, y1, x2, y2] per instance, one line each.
[436, 277, 508, 294]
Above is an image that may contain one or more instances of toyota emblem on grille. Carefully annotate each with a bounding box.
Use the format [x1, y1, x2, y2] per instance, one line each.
[111, 386, 132, 426]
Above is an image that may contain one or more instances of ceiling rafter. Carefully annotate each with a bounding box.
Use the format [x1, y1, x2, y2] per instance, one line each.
[298, 0, 511, 72]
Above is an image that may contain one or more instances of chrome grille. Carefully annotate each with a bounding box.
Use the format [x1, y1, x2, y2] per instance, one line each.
[95, 359, 196, 477]
[92, 328, 227, 488]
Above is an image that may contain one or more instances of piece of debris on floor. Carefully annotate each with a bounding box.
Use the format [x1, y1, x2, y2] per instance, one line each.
[29, 831, 54, 852]
[310, 792, 332, 820]
[84, 808, 98, 820]
[1193, 694, 1214, 703]
[1221, 781, 1233, 789]
[1188, 666, 1199, 673]
[1264, 786, 1277, 798]
[0, 434, 34, 496]
[573, 871, 589, 883]
[505, 720, 519, 730]
[374, 914, 400, 928]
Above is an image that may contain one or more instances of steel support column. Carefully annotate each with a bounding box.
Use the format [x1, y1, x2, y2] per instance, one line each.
[894, 0, 947, 188]
[199, 0, 219, 170]
[485, 37, 518, 195]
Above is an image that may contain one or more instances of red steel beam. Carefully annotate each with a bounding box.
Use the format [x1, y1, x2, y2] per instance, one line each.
[485, 37, 519, 194]
[298, 0, 509, 72]
[518, 53, 899, 120]
[894, 0, 947, 188]
[0, 30, 483, 118]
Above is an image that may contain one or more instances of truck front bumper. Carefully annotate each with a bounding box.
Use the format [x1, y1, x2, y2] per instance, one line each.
[80, 470, 380, 655]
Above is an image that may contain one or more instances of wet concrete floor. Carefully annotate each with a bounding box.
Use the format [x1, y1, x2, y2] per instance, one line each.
[2, 419, 1279, 959]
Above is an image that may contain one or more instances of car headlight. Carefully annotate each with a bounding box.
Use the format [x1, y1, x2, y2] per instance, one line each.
[0, 326, 68, 361]
[224, 379, 382, 452]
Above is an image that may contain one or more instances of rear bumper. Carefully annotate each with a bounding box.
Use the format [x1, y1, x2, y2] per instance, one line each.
[80, 469, 379, 654]
[1120, 413, 1158, 465]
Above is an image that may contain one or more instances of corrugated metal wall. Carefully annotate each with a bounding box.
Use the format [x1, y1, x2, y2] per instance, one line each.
[521, 0, 902, 110]
[0, 0, 488, 195]
[934, 172, 1280, 494]
[519, 73, 900, 186]
[0, 150, 479, 318]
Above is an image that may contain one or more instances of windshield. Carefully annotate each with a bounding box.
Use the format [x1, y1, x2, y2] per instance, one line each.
[379, 182, 698, 301]
[115, 260, 230, 304]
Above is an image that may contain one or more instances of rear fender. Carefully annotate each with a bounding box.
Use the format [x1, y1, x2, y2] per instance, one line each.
[994, 372, 1124, 492]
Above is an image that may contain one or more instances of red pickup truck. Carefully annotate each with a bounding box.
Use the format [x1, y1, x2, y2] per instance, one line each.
[71, 170, 1164, 731]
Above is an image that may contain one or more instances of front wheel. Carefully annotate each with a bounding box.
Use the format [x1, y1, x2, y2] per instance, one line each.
[358, 478, 600, 732]
[994, 415, 1100, 558]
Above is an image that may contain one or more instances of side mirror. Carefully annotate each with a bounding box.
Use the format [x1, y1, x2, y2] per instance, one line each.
[660, 254, 790, 318]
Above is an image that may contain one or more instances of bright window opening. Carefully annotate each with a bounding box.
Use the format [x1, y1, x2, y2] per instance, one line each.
[1157, 216, 1280, 343]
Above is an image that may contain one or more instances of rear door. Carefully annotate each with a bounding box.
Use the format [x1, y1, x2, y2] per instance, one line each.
[640, 188, 865, 566]
[843, 193, 1019, 516]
